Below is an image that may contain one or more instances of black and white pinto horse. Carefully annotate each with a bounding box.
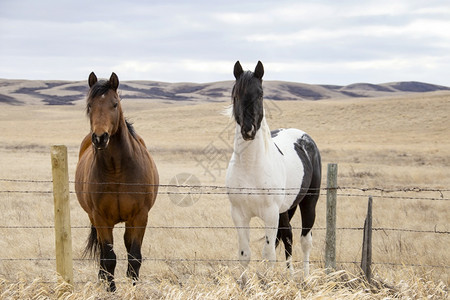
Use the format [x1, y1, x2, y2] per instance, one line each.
[226, 61, 322, 277]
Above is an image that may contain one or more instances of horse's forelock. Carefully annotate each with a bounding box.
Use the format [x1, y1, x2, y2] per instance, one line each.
[232, 71, 263, 99]
[232, 71, 252, 98]
[86, 80, 119, 114]
[88, 80, 113, 99]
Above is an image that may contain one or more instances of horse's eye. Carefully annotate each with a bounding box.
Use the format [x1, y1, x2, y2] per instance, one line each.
[113, 102, 118, 108]
[87, 104, 91, 113]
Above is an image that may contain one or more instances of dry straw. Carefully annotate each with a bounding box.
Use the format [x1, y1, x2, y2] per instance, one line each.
[0, 267, 447, 299]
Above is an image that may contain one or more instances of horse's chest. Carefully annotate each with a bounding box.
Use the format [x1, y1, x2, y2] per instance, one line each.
[228, 158, 283, 184]
[84, 160, 148, 211]
[227, 162, 285, 212]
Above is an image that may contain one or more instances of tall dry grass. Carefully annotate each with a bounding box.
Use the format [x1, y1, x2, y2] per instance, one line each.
[0, 92, 449, 298]
[0, 268, 447, 299]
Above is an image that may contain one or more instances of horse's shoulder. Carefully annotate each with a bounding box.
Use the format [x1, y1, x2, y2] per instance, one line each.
[78, 134, 92, 159]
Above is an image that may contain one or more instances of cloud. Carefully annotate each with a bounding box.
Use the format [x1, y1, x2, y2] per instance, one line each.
[0, 0, 449, 85]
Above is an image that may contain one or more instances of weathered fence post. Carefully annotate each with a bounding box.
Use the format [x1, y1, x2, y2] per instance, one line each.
[361, 196, 373, 283]
[325, 163, 337, 273]
[51, 145, 74, 287]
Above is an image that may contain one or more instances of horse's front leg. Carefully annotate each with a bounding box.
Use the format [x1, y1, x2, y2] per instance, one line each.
[124, 213, 148, 284]
[95, 222, 117, 292]
[262, 206, 279, 266]
[231, 206, 251, 283]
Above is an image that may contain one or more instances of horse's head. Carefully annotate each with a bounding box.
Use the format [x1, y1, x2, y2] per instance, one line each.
[86, 72, 122, 150]
[232, 61, 264, 141]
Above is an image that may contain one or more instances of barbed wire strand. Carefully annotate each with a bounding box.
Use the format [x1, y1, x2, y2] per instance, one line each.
[0, 224, 448, 234]
[0, 189, 448, 201]
[1, 177, 449, 193]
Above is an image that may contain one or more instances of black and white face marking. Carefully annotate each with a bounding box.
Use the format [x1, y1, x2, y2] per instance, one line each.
[232, 61, 265, 141]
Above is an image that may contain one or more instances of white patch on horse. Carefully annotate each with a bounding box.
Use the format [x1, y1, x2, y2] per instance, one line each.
[300, 231, 312, 277]
[272, 128, 306, 212]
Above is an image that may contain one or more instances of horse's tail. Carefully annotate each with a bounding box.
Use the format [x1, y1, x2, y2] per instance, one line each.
[83, 224, 100, 260]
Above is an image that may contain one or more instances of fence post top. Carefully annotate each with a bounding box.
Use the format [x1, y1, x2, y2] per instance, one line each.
[51, 145, 67, 151]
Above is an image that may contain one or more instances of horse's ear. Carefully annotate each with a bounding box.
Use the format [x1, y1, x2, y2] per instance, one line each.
[88, 72, 97, 88]
[254, 61, 264, 80]
[234, 61, 244, 79]
[110, 72, 119, 91]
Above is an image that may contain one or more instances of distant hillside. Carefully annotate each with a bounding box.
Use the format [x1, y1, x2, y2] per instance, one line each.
[0, 79, 449, 105]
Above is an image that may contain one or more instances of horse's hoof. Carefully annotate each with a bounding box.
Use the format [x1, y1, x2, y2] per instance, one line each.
[237, 271, 248, 289]
[107, 282, 116, 292]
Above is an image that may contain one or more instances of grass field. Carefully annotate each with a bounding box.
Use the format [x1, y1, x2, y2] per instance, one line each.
[0, 91, 449, 299]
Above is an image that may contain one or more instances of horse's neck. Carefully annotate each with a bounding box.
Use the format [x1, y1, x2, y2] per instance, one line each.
[94, 120, 134, 171]
[233, 117, 273, 165]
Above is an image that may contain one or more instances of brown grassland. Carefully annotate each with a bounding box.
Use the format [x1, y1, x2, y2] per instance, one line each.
[0, 91, 449, 299]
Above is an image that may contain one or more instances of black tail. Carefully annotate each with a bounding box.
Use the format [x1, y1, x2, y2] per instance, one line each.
[275, 206, 297, 252]
[83, 224, 100, 260]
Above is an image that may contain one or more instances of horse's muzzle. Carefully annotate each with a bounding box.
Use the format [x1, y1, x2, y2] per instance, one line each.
[92, 132, 110, 150]
[241, 125, 256, 141]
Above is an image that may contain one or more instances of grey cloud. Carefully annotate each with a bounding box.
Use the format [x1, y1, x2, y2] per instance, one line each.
[0, 0, 449, 85]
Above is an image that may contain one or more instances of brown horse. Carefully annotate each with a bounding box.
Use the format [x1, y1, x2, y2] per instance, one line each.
[75, 72, 159, 292]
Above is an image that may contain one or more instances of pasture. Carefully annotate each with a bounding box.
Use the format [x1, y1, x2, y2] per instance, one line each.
[0, 91, 449, 299]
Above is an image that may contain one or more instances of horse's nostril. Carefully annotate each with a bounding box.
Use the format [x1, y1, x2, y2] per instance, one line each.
[91, 133, 98, 144]
[101, 133, 109, 142]
[92, 132, 109, 149]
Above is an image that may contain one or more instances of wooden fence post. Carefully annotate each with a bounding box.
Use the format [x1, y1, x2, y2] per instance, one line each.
[325, 163, 337, 273]
[361, 196, 373, 283]
[51, 145, 74, 286]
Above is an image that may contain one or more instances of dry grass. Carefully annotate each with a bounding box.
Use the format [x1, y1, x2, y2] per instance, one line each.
[0, 268, 447, 299]
[0, 91, 449, 299]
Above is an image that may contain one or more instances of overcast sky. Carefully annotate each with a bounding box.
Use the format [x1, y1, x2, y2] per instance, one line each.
[1, 0, 449, 85]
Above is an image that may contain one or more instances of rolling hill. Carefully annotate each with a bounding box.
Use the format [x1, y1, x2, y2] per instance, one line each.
[0, 78, 449, 105]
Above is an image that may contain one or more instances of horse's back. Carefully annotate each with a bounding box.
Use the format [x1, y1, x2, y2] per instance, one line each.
[272, 128, 321, 211]
[271, 128, 305, 148]
[272, 128, 320, 168]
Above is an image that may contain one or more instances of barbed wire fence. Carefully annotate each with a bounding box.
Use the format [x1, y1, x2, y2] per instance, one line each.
[1, 171, 449, 284]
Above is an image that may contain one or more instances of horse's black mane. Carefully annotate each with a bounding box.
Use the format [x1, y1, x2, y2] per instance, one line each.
[125, 119, 137, 139]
